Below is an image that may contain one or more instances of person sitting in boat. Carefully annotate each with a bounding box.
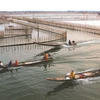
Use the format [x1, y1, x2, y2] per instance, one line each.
[69, 70, 75, 79]
[0, 61, 3, 68]
[43, 53, 49, 61]
[15, 60, 18, 66]
[68, 40, 72, 45]
[8, 60, 12, 67]
[72, 41, 77, 45]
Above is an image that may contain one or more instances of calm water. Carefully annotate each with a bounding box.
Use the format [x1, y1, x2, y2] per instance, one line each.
[0, 29, 100, 100]
[65, 20, 100, 26]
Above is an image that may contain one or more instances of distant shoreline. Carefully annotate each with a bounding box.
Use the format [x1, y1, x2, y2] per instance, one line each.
[0, 11, 99, 14]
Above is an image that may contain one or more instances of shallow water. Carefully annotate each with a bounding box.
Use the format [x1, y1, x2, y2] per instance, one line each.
[0, 29, 100, 100]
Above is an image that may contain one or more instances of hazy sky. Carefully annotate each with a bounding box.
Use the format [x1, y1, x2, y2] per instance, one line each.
[0, 0, 100, 11]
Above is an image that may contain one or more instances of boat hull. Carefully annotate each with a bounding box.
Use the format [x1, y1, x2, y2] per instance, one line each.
[4, 58, 53, 68]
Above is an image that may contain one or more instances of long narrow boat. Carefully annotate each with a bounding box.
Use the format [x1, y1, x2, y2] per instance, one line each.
[17, 58, 53, 67]
[47, 69, 100, 82]
[3, 58, 53, 67]
[0, 58, 53, 74]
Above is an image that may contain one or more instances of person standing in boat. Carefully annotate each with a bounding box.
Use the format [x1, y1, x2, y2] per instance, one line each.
[0, 61, 3, 68]
[69, 70, 75, 79]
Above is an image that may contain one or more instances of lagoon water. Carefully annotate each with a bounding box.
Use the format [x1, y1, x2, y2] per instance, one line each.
[0, 26, 100, 100]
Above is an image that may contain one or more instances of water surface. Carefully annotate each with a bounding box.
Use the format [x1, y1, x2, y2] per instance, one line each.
[0, 29, 100, 100]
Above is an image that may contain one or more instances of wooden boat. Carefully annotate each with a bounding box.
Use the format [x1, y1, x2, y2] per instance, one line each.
[0, 58, 53, 74]
[47, 69, 100, 81]
[17, 58, 53, 67]
[3, 58, 53, 68]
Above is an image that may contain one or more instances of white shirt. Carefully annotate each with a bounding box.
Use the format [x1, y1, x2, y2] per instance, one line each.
[0, 62, 3, 66]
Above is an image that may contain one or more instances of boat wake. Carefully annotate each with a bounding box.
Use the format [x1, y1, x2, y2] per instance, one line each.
[62, 39, 100, 48]
[77, 40, 100, 46]
[77, 76, 100, 85]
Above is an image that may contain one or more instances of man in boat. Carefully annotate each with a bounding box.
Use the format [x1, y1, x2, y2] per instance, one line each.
[44, 53, 49, 61]
[69, 70, 75, 79]
[68, 40, 72, 45]
[8, 60, 13, 67]
[43, 52, 53, 61]
[15, 60, 18, 66]
[72, 41, 77, 45]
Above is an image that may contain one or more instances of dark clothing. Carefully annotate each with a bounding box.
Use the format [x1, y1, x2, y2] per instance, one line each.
[8, 61, 12, 67]
[72, 41, 77, 45]
[68, 40, 72, 45]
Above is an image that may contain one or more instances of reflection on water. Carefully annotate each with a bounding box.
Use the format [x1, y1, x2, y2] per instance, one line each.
[35, 46, 61, 57]
[0, 62, 52, 76]
[0, 68, 12, 75]
[46, 81, 78, 97]
[0, 67, 21, 76]
[43, 64, 50, 71]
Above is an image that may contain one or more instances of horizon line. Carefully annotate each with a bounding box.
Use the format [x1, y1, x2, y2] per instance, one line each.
[0, 10, 100, 12]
